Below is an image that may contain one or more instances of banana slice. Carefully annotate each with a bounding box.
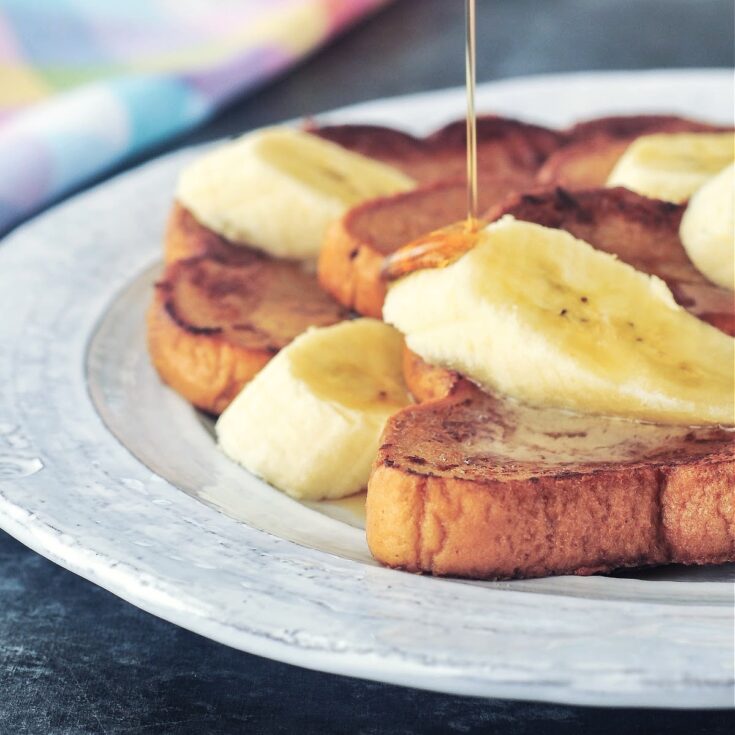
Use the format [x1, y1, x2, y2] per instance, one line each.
[680, 163, 735, 290]
[216, 319, 411, 500]
[606, 132, 734, 203]
[383, 215, 734, 426]
[177, 127, 414, 260]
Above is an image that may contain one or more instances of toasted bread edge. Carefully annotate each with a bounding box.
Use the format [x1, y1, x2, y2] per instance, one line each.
[367, 453, 735, 579]
[147, 282, 271, 415]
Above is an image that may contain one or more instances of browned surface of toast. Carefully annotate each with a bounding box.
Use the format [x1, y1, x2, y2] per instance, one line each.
[536, 137, 631, 190]
[564, 114, 725, 142]
[367, 380, 735, 579]
[314, 116, 563, 184]
[538, 115, 728, 189]
[148, 255, 347, 414]
[164, 201, 257, 264]
[318, 174, 527, 317]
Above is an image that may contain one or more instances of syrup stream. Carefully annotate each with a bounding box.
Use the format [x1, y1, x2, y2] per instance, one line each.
[381, 1, 481, 281]
[465, 0, 478, 229]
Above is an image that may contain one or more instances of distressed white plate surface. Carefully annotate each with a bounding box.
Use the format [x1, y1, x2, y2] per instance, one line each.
[1, 70, 733, 708]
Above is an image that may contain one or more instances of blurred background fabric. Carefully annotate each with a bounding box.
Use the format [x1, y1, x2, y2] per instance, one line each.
[0, 0, 391, 234]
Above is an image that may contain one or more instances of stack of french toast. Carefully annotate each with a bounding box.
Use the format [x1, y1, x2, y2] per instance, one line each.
[148, 112, 735, 580]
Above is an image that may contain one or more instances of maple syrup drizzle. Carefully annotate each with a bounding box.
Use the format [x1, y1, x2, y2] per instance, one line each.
[382, 223, 480, 280]
[381, 2, 482, 281]
[465, 0, 478, 230]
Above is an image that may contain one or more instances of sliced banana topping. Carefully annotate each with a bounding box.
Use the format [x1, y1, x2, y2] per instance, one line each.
[680, 163, 735, 290]
[216, 319, 411, 500]
[607, 132, 734, 203]
[177, 127, 414, 259]
[383, 216, 735, 426]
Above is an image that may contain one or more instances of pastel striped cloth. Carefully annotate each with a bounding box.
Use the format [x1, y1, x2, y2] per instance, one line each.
[0, 0, 391, 234]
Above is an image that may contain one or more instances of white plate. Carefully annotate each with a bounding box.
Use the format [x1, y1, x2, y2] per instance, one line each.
[1, 69, 733, 709]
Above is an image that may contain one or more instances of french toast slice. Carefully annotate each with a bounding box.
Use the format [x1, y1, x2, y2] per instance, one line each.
[367, 380, 735, 579]
[377, 184, 735, 579]
[315, 118, 565, 316]
[400, 187, 734, 403]
[313, 116, 563, 184]
[537, 115, 727, 189]
[147, 255, 347, 414]
[318, 174, 527, 317]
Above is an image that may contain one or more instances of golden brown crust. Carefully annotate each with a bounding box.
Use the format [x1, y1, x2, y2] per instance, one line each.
[313, 116, 564, 184]
[317, 210, 388, 320]
[164, 201, 257, 265]
[538, 115, 731, 189]
[147, 285, 270, 416]
[318, 175, 528, 317]
[536, 137, 631, 190]
[367, 381, 735, 579]
[148, 255, 347, 414]
[564, 114, 730, 142]
[402, 346, 461, 402]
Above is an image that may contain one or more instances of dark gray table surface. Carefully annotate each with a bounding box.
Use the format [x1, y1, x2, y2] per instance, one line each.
[1, 1, 734, 733]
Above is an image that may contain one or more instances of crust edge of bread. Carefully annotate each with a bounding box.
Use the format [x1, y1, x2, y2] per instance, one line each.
[366, 456, 735, 580]
[147, 276, 272, 415]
